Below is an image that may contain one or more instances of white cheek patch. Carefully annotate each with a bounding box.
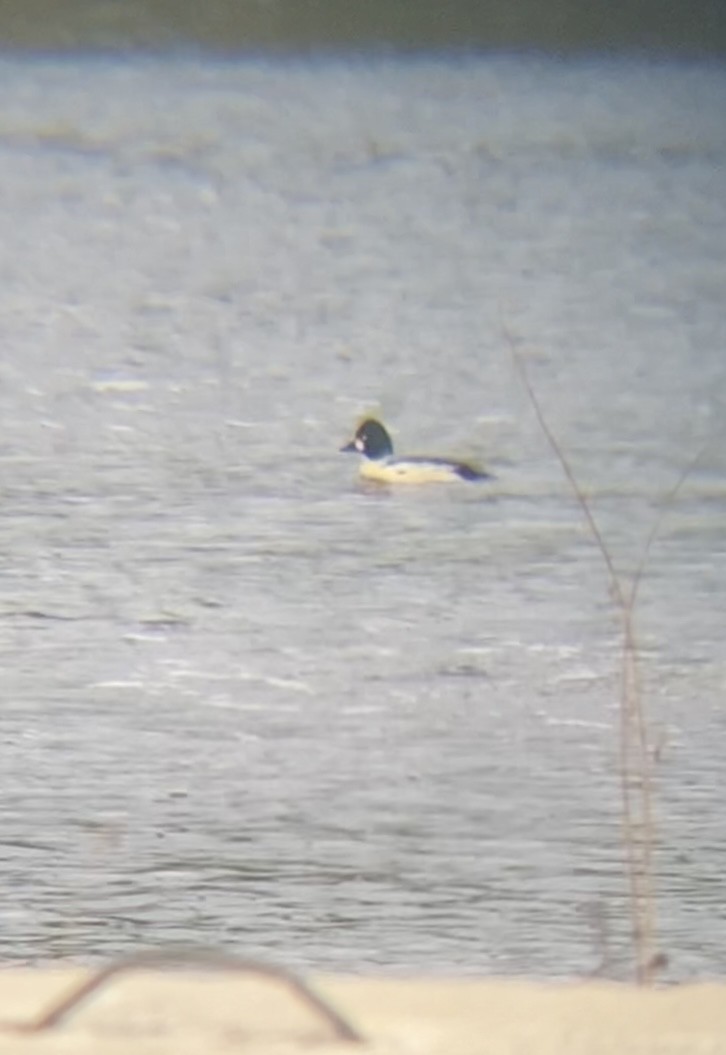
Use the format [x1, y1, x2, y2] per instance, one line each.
[355, 437, 365, 451]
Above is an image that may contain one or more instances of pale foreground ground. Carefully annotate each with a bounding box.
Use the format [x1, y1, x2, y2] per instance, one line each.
[0, 964, 725, 1055]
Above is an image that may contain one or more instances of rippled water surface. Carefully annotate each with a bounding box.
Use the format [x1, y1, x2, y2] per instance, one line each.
[0, 53, 725, 978]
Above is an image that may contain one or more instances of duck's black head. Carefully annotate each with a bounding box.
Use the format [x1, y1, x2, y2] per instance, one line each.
[340, 419, 394, 460]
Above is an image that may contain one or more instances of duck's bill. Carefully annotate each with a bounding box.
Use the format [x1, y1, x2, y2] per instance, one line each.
[340, 440, 357, 452]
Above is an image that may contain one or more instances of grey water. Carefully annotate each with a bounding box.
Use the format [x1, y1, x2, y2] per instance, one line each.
[0, 53, 725, 979]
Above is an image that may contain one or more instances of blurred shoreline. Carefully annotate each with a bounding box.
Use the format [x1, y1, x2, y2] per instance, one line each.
[0, 0, 725, 56]
[2, 968, 726, 1053]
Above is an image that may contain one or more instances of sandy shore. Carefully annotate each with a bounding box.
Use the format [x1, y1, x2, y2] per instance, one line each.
[0, 963, 724, 1054]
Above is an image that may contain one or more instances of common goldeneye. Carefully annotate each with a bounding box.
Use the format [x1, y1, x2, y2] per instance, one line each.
[340, 418, 492, 484]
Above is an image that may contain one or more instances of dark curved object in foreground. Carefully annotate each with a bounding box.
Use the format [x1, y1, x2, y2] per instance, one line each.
[0, 946, 364, 1043]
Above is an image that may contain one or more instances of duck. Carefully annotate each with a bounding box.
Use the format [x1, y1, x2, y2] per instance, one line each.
[340, 418, 492, 484]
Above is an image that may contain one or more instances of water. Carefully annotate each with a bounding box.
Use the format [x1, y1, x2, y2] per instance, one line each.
[0, 53, 725, 979]
[3, 0, 726, 54]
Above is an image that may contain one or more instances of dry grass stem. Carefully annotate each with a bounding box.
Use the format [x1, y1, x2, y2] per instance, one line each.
[502, 320, 701, 983]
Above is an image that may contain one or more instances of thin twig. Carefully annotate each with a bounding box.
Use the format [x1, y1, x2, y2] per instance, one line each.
[501, 317, 657, 981]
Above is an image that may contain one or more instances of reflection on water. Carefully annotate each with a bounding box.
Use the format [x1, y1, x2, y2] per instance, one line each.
[0, 53, 725, 978]
[2, 0, 726, 54]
